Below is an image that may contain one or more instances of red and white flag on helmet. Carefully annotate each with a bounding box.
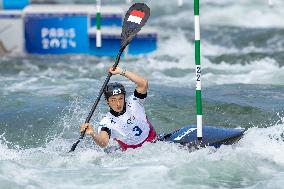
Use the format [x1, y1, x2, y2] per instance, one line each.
[127, 10, 145, 24]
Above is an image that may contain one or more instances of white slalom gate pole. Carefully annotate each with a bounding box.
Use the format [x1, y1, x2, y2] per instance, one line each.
[178, 0, 183, 7]
[268, 0, 273, 7]
[194, 0, 202, 140]
[96, 0, 102, 48]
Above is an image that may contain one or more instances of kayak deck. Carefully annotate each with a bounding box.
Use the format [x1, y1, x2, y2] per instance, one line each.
[160, 125, 246, 148]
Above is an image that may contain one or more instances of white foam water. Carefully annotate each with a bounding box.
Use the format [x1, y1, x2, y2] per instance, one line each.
[0, 116, 283, 189]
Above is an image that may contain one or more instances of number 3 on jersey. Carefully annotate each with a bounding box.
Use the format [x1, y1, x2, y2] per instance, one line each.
[133, 126, 142, 136]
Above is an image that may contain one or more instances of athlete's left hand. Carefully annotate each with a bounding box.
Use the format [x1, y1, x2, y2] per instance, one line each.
[80, 123, 94, 136]
[109, 66, 122, 75]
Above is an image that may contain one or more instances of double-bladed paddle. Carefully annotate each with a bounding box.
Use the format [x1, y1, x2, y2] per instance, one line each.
[69, 3, 150, 152]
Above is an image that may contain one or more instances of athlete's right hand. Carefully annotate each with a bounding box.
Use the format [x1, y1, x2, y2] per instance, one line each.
[80, 123, 94, 135]
[108, 66, 122, 75]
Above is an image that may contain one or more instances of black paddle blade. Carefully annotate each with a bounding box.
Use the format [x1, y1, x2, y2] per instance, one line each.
[121, 3, 150, 46]
[69, 139, 80, 152]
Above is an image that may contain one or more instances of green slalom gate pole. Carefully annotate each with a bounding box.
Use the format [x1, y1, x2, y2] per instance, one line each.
[194, 0, 202, 140]
[96, 0, 102, 47]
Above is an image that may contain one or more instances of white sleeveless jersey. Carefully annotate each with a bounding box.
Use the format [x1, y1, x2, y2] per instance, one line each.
[98, 94, 150, 145]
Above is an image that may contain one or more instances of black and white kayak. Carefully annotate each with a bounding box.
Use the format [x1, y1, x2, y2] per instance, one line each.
[161, 126, 245, 148]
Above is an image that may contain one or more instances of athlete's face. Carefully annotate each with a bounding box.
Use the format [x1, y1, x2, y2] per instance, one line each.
[107, 94, 125, 112]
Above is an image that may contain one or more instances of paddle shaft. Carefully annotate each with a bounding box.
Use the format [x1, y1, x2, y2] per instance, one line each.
[85, 45, 126, 124]
[69, 45, 126, 152]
